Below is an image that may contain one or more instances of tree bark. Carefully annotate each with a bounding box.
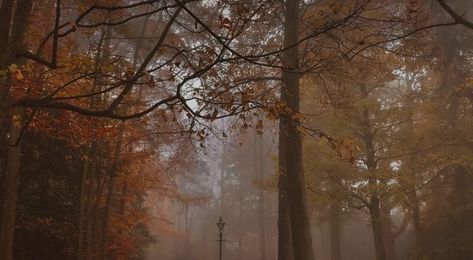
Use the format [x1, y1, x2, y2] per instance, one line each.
[78, 149, 91, 259]
[0, 0, 15, 67]
[360, 85, 386, 260]
[328, 182, 341, 260]
[279, 1, 315, 259]
[278, 173, 294, 260]
[255, 129, 267, 260]
[89, 152, 103, 258]
[238, 161, 244, 260]
[0, 119, 21, 260]
[404, 87, 422, 244]
[381, 203, 396, 260]
[369, 198, 386, 260]
[0, 1, 32, 259]
[81, 22, 110, 258]
[101, 121, 125, 259]
[329, 206, 341, 260]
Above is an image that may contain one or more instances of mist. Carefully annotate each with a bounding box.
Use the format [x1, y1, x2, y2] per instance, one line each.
[1, 0, 472, 260]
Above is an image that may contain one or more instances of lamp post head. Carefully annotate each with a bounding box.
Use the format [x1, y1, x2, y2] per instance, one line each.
[217, 216, 225, 232]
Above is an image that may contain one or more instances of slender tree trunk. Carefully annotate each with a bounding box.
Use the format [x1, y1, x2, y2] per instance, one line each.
[329, 211, 341, 260]
[279, 1, 315, 259]
[78, 150, 91, 259]
[329, 192, 341, 260]
[90, 153, 104, 258]
[409, 191, 421, 234]
[81, 21, 111, 259]
[238, 160, 244, 260]
[186, 203, 192, 260]
[0, 120, 21, 260]
[86, 151, 102, 259]
[80, 146, 102, 259]
[255, 129, 267, 260]
[101, 122, 125, 259]
[102, 169, 116, 259]
[381, 203, 396, 260]
[404, 92, 422, 245]
[220, 145, 225, 215]
[0, 0, 15, 67]
[402, 82, 423, 249]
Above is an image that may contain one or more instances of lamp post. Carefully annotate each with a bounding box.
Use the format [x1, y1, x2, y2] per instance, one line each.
[217, 216, 225, 260]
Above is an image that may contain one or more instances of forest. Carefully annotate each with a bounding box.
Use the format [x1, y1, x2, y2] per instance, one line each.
[0, 0, 472, 259]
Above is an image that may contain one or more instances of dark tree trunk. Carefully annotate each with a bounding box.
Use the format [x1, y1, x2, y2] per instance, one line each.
[409, 191, 421, 236]
[89, 152, 104, 258]
[278, 0, 315, 259]
[381, 203, 396, 260]
[329, 202, 341, 260]
[278, 175, 294, 260]
[359, 85, 386, 260]
[369, 197, 386, 260]
[0, 1, 33, 259]
[328, 176, 341, 260]
[0, 0, 15, 67]
[0, 124, 21, 260]
[78, 149, 92, 259]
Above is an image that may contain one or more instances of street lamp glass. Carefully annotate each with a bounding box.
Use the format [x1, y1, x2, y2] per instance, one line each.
[217, 217, 225, 232]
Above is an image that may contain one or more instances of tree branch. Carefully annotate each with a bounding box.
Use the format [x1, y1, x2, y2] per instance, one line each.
[436, 0, 473, 30]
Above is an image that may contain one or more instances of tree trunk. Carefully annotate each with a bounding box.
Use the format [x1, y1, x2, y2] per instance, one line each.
[0, 0, 14, 175]
[238, 157, 244, 260]
[80, 21, 110, 259]
[278, 174, 294, 260]
[182, 203, 191, 260]
[86, 150, 102, 259]
[0, 0, 15, 67]
[0, 120, 21, 260]
[403, 82, 423, 248]
[279, 1, 315, 259]
[381, 203, 396, 260]
[220, 145, 225, 215]
[0, 1, 32, 258]
[329, 197, 341, 260]
[101, 121, 125, 259]
[359, 85, 386, 260]
[78, 150, 91, 259]
[409, 190, 421, 235]
[329, 208, 341, 260]
[90, 153, 103, 258]
[369, 197, 386, 260]
[255, 130, 267, 260]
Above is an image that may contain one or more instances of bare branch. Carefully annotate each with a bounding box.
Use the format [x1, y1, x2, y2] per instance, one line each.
[436, 0, 473, 30]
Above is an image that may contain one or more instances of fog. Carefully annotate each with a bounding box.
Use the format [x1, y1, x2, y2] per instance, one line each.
[1, 0, 473, 260]
[144, 121, 414, 260]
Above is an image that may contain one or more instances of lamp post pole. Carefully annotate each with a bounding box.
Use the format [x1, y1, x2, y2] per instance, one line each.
[217, 217, 225, 260]
[219, 230, 223, 260]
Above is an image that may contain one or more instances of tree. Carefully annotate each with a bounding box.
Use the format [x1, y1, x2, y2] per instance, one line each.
[278, 0, 315, 259]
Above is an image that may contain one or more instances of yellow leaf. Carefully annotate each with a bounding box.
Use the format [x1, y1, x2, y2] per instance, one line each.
[8, 64, 18, 72]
